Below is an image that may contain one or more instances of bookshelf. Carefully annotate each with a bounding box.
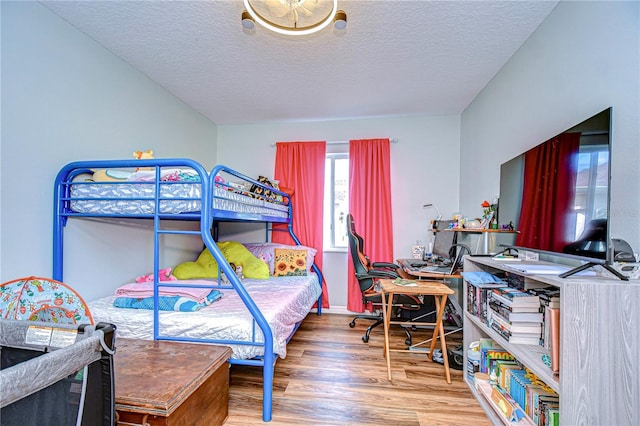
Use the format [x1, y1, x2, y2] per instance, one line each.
[462, 256, 640, 425]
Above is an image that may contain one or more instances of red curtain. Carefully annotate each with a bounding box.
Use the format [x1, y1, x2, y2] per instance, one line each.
[273, 141, 329, 308]
[347, 139, 393, 312]
[516, 133, 581, 252]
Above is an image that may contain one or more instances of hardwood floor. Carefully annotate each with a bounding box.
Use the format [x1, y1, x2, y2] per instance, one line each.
[225, 313, 490, 425]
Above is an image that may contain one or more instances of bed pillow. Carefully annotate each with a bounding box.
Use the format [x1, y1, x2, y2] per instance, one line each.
[273, 248, 307, 277]
[173, 241, 269, 280]
[244, 242, 317, 275]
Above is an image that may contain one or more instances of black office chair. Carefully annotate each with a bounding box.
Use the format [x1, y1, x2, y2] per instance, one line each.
[346, 213, 421, 344]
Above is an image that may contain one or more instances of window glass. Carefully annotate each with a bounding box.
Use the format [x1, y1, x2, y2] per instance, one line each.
[323, 154, 349, 249]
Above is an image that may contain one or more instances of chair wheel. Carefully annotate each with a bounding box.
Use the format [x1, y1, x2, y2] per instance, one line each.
[349, 321, 356, 328]
[405, 338, 412, 346]
[362, 335, 369, 343]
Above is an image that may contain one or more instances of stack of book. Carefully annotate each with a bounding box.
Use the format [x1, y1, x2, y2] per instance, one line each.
[488, 287, 542, 345]
[475, 339, 559, 426]
[462, 271, 507, 322]
[528, 287, 560, 349]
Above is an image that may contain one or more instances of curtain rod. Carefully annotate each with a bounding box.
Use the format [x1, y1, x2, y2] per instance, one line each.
[271, 138, 398, 147]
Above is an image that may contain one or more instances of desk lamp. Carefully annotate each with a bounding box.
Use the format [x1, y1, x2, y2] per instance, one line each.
[423, 203, 442, 229]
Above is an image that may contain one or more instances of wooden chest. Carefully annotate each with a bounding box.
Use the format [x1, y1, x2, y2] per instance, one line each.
[114, 338, 232, 426]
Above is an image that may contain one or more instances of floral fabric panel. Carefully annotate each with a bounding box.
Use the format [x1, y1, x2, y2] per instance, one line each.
[273, 249, 308, 277]
[0, 277, 93, 325]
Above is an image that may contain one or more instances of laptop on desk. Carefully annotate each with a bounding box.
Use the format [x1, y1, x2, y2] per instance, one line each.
[420, 223, 461, 275]
[418, 253, 461, 275]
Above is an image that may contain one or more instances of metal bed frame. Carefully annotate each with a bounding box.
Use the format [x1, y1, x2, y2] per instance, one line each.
[52, 158, 323, 422]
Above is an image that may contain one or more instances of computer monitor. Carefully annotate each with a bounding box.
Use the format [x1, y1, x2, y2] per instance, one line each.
[432, 220, 457, 260]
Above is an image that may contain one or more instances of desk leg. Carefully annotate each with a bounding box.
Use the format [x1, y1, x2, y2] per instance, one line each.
[439, 295, 451, 384]
[483, 232, 490, 254]
[428, 295, 451, 384]
[381, 291, 393, 381]
[428, 296, 441, 360]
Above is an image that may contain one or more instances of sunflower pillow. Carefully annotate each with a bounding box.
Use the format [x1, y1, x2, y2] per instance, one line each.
[273, 248, 308, 277]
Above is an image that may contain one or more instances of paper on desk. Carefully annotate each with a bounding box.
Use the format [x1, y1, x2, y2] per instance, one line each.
[392, 278, 418, 287]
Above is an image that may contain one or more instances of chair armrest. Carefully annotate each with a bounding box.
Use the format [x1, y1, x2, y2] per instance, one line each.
[356, 269, 398, 280]
[371, 261, 400, 270]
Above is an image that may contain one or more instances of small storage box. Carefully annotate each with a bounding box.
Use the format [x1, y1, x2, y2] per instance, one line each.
[114, 338, 232, 426]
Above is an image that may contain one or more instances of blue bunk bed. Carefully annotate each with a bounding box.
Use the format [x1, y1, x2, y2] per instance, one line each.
[52, 158, 323, 422]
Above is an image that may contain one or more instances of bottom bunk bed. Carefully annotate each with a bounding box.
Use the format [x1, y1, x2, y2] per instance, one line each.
[85, 242, 323, 423]
[88, 274, 321, 360]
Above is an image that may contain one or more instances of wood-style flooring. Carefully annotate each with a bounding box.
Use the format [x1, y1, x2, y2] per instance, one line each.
[225, 313, 490, 425]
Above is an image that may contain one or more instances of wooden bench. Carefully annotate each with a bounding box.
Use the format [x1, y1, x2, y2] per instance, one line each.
[114, 338, 232, 426]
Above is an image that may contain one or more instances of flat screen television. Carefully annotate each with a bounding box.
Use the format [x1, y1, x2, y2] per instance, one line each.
[498, 107, 623, 278]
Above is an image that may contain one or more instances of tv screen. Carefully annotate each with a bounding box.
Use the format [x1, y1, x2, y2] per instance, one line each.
[498, 107, 612, 265]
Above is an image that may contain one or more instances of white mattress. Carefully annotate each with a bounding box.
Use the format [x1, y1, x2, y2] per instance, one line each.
[88, 275, 321, 359]
[70, 183, 289, 217]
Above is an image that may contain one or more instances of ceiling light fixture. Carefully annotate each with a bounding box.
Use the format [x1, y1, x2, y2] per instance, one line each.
[242, 0, 345, 36]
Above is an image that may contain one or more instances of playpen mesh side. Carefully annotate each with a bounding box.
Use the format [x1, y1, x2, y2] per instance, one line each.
[0, 320, 115, 426]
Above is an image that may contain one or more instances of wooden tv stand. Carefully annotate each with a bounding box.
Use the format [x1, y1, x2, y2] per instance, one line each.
[462, 256, 640, 425]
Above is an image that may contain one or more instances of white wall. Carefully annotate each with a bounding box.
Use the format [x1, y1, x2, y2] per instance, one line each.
[461, 1, 640, 256]
[217, 114, 461, 310]
[1, 2, 218, 300]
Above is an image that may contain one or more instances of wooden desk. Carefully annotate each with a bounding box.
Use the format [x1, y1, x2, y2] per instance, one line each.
[380, 278, 455, 383]
[114, 338, 232, 426]
[397, 258, 464, 330]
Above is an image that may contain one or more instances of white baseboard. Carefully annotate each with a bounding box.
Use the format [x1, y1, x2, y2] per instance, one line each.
[310, 306, 373, 316]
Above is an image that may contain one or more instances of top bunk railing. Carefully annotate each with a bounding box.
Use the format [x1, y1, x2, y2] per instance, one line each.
[53, 159, 293, 224]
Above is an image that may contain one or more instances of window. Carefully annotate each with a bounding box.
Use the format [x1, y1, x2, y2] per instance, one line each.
[323, 154, 349, 250]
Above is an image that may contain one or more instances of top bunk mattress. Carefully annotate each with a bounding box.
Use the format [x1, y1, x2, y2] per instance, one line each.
[69, 182, 289, 218]
[87, 274, 321, 360]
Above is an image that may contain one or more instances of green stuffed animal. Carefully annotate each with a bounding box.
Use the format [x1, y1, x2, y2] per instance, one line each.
[173, 241, 269, 280]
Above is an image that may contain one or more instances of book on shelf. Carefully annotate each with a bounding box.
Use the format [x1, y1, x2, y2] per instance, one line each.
[528, 287, 560, 306]
[489, 311, 542, 334]
[479, 340, 514, 374]
[466, 282, 492, 322]
[509, 369, 532, 411]
[504, 271, 553, 291]
[537, 393, 560, 426]
[491, 287, 540, 309]
[461, 271, 507, 288]
[489, 298, 544, 322]
[489, 385, 530, 424]
[545, 407, 560, 426]
[490, 322, 541, 345]
[491, 359, 519, 389]
[547, 306, 560, 373]
[527, 385, 559, 424]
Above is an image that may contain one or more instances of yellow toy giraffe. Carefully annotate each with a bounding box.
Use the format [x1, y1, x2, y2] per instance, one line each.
[133, 150, 154, 171]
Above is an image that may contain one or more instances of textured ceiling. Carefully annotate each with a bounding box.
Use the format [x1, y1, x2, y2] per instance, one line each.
[42, 0, 558, 125]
